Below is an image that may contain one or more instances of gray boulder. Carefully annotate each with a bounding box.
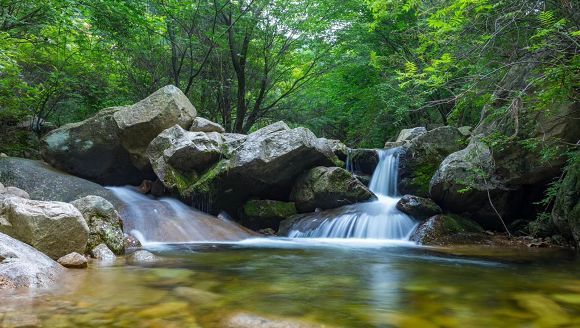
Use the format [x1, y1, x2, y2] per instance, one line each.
[126, 250, 161, 264]
[147, 125, 222, 191]
[0, 157, 121, 208]
[71, 196, 124, 255]
[0, 197, 89, 259]
[40, 108, 143, 185]
[229, 123, 338, 188]
[397, 126, 467, 196]
[190, 117, 225, 133]
[0, 232, 65, 288]
[114, 85, 197, 170]
[57, 252, 87, 269]
[290, 166, 377, 213]
[41, 85, 196, 185]
[0, 186, 29, 200]
[396, 127, 427, 142]
[396, 195, 442, 220]
[319, 138, 349, 161]
[90, 243, 116, 261]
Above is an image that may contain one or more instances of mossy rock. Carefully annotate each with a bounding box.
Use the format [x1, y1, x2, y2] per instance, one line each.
[410, 214, 484, 245]
[242, 200, 297, 230]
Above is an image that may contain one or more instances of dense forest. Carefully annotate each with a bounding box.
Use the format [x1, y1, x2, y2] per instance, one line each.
[1, 0, 576, 144]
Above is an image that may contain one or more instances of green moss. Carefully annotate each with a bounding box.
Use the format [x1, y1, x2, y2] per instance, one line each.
[185, 159, 230, 196]
[443, 215, 484, 233]
[244, 200, 297, 219]
[166, 167, 199, 194]
[410, 161, 439, 195]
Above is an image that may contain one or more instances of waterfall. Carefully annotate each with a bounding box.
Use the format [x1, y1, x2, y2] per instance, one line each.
[287, 148, 417, 240]
[108, 187, 255, 244]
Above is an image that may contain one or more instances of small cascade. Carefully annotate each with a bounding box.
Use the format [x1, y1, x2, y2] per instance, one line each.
[288, 148, 417, 240]
[109, 187, 255, 244]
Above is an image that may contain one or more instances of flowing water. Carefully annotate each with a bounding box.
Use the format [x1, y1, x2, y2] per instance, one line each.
[287, 148, 417, 239]
[1, 241, 578, 327]
[108, 187, 255, 244]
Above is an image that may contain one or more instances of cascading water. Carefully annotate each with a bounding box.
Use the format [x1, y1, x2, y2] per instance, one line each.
[108, 187, 255, 244]
[287, 148, 417, 240]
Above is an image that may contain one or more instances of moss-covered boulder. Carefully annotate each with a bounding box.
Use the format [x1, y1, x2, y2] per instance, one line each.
[242, 200, 297, 230]
[71, 195, 125, 255]
[146, 125, 222, 192]
[397, 126, 467, 196]
[396, 195, 442, 220]
[290, 166, 376, 213]
[410, 215, 484, 245]
[552, 155, 580, 248]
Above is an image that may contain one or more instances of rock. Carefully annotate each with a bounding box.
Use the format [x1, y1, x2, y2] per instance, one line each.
[126, 250, 161, 264]
[114, 85, 197, 170]
[0, 157, 122, 207]
[124, 234, 142, 249]
[40, 85, 196, 184]
[0, 182, 4, 193]
[137, 302, 189, 319]
[396, 127, 427, 142]
[189, 117, 225, 133]
[354, 174, 371, 186]
[71, 196, 124, 255]
[0, 198, 88, 259]
[458, 126, 472, 136]
[397, 126, 467, 196]
[1, 187, 30, 200]
[396, 195, 442, 220]
[224, 313, 324, 328]
[90, 243, 116, 261]
[242, 200, 297, 230]
[57, 252, 87, 269]
[147, 125, 222, 191]
[138, 180, 153, 194]
[552, 155, 579, 248]
[384, 141, 407, 149]
[229, 123, 338, 188]
[40, 107, 144, 185]
[258, 228, 276, 236]
[0, 232, 65, 288]
[319, 138, 348, 161]
[290, 166, 377, 213]
[347, 149, 379, 175]
[410, 215, 484, 245]
[173, 286, 220, 304]
[0, 153, 7, 158]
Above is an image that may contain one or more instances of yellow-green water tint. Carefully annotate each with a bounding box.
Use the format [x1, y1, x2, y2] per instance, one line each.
[0, 240, 578, 327]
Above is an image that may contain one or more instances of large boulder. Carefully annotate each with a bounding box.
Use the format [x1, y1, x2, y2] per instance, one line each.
[40, 85, 196, 185]
[0, 232, 65, 288]
[242, 200, 297, 230]
[410, 215, 484, 245]
[397, 126, 467, 196]
[147, 125, 222, 192]
[189, 117, 225, 133]
[40, 108, 143, 185]
[71, 196, 124, 255]
[396, 195, 442, 220]
[228, 122, 338, 189]
[552, 155, 579, 248]
[114, 85, 197, 170]
[290, 166, 377, 213]
[0, 157, 121, 208]
[0, 197, 89, 259]
[396, 127, 427, 142]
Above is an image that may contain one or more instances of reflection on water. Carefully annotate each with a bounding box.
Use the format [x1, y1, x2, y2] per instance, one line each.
[0, 240, 579, 327]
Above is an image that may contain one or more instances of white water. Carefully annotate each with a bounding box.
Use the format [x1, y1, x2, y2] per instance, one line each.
[108, 187, 255, 244]
[287, 148, 417, 240]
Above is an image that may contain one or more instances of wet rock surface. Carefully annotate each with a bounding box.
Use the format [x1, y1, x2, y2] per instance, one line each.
[410, 215, 484, 245]
[396, 195, 442, 220]
[57, 252, 88, 269]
